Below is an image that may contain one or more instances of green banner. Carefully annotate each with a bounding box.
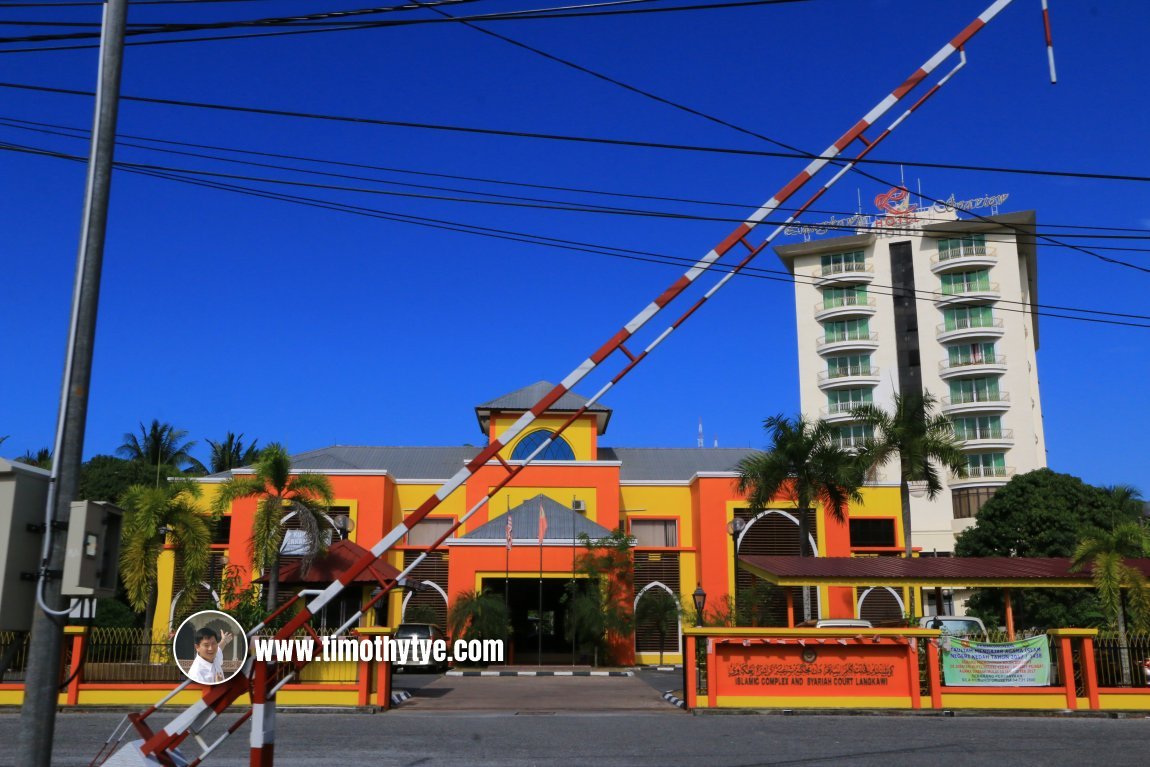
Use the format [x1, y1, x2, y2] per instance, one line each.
[940, 635, 1051, 687]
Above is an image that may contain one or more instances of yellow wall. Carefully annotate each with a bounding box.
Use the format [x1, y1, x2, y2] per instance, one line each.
[492, 415, 598, 461]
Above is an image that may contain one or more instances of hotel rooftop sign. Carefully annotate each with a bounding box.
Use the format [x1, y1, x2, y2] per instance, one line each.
[785, 186, 1011, 240]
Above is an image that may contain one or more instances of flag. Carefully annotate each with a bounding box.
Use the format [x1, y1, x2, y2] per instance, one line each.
[505, 513, 513, 550]
[538, 500, 547, 545]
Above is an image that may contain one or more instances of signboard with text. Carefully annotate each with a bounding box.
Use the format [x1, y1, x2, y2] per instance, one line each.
[714, 641, 916, 702]
[941, 635, 1051, 687]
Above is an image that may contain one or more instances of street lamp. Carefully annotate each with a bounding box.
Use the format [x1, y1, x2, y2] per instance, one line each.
[726, 517, 747, 549]
[692, 585, 707, 627]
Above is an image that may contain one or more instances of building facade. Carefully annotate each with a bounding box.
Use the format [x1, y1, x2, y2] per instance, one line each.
[154, 382, 907, 665]
[775, 195, 1047, 558]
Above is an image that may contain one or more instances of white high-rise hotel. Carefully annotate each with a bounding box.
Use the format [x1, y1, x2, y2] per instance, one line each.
[775, 189, 1047, 555]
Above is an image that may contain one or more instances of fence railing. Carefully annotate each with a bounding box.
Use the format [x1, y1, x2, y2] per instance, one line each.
[1093, 631, 1150, 688]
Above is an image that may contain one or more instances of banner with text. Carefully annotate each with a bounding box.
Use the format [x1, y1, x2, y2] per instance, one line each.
[941, 635, 1051, 687]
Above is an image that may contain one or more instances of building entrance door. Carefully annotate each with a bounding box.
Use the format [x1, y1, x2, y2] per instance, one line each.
[484, 577, 586, 665]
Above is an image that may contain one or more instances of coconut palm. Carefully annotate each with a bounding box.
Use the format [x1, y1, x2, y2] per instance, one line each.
[16, 448, 52, 469]
[211, 444, 334, 611]
[852, 391, 966, 556]
[736, 414, 865, 621]
[1071, 523, 1150, 686]
[119, 480, 212, 636]
[117, 419, 204, 481]
[206, 432, 261, 473]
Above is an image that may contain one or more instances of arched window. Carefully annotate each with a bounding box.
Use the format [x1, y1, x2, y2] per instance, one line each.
[510, 430, 575, 461]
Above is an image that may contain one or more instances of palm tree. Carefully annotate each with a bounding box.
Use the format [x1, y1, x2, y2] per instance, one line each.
[16, 448, 52, 469]
[117, 420, 204, 482]
[119, 480, 212, 637]
[635, 588, 681, 666]
[1071, 523, 1150, 686]
[211, 444, 335, 611]
[852, 392, 965, 618]
[736, 414, 864, 622]
[1104, 485, 1145, 527]
[206, 432, 261, 473]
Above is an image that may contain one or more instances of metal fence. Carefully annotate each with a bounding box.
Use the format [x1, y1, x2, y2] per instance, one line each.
[1093, 631, 1150, 688]
[0, 631, 31, 683]
[84, 627, 182, 683]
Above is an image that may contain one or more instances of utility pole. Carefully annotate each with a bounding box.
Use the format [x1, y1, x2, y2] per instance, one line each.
[17, 1, 128, 765]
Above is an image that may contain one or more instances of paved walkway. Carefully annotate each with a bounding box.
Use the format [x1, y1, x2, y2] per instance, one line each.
[395, 672, 678, 712]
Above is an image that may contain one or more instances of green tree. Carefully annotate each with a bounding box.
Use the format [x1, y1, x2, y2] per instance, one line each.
[119, 480, 212, 636]
[211, 444, 335, 611]
[448, 589, 510, 643]
[634, 587, 681, 666]
[566, 528, 634, 665]
[78, 455, 159, 503]
[736, 414, 864, 621]
[16, 448, 52, 469]
[956, 469, 1143, 628]
[1071, 523, 1150, 686]
[118, 419, 205, 481]
[853, 391, 965, 617]
[206, 432, 261, 474]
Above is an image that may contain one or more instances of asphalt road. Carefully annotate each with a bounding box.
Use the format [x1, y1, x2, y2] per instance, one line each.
[3, 710, 1148, 767]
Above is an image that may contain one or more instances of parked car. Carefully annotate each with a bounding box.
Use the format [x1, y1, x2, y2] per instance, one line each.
[918, 615, 988, 641]
[393, 623, 449, 673]
[798, 619, 874, 629]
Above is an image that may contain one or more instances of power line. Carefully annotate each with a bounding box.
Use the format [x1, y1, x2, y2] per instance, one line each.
[0, 0, 808, 52]
[12, 113, 1150, 236]
[412, 0, 1150, 278]
[3, 79, 1147, 187]
[6, 139, 1148, 329]
[5, 117, 1150, 252]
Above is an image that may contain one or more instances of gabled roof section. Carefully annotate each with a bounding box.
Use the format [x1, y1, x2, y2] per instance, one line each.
[601, 447, 756, 482]
[739, 555, 1150, 589]
[462, 493, 613, 542]
[475, 381, 612, 435]
[208, 445, 481, 481]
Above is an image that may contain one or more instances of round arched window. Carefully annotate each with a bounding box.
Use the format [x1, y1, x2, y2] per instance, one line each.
[511, 430, 575, 461]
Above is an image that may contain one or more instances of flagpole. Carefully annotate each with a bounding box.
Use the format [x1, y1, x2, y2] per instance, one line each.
[571, 496, 577, 667]
[538, 500, 546, 667]
[538, 526, 543, 667]
[504, 497, 510, 611]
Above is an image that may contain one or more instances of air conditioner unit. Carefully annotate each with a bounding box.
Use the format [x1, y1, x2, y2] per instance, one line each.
[571, 500, 587, 513]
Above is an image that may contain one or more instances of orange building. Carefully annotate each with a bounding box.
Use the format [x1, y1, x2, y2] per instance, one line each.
[155, 382, 907, 665]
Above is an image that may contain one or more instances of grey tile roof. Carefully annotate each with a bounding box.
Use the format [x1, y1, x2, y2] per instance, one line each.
[601, 447, 757, 482]
[208, 445, 757, 483]
[476, 381, 611, 413]
[474, 381, 612, 435]
[463, 493, 613, 541]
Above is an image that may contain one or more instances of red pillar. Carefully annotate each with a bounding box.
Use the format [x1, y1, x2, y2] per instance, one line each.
[65, 628, 85, 706]
[1080, 635, 1100, 710]
[906, 639, 921, 709]
[1057, 636, 1077, 711]
[926, 637, 942, 709]
[684, 634, 697, 710]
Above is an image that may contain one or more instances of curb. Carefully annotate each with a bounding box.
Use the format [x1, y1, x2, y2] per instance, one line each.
[662, 691, 687, 709]
[390, 690, 412, 707]
[446, 670, 634, 677]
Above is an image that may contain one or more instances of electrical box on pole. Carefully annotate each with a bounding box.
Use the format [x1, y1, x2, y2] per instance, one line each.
[61, 501, 123, 599]
[0, 459, 49, 632]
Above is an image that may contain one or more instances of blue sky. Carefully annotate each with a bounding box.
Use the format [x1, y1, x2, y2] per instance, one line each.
[1, 0, 1147, 492]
